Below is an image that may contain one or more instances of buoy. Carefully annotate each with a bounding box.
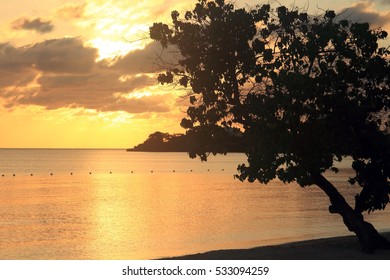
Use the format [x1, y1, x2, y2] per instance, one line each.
[1, 174, 4, 177]
[173, 170, 175, 172]
[110, 172, 112, 174]
[131, 171, 133, 173]
[13, 174, 15, 176]
[30, 174, 33, 176]
[70, 172, 73, 175]
[222, 169, 224, 171]
[207, 169, 210, 172]
[151, 170, 153, 173]
[89, 172, 92, 174]
[190, 169, 193, 172]
[50, 173, 53, 176]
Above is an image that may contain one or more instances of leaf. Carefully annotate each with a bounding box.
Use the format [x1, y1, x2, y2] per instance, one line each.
[171, 10, 180, 21]
[263, 49, 273, 62]
[180, 118, 193, 129]
[299, 12, 308, 22]
[339, 20, 349, 28]
[185, 11, 193, 20]
[378, 30, 388, 39]
[179, 76, 189, 87]
[324, 10, 336, 20]
[157, 71, 173, 84]
[252, 39, 265, 54]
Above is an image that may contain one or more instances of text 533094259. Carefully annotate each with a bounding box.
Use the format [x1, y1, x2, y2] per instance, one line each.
[122, 265, 270, 277]
[215, 267, 269, 276]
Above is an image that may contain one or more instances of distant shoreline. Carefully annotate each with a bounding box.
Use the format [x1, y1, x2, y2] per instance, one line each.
[128, 131, 246, 153]
[126, 149, 188, 152]
[163, 232, 390, 260]
[126, 149, 244, 154]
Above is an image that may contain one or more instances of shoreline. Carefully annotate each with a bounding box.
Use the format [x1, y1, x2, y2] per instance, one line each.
[163, 232, 390, 260]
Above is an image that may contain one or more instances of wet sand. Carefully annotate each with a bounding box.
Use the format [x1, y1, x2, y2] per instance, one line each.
[165, 232, 390, 260]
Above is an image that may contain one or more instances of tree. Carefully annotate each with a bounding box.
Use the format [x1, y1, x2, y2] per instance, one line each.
[150, 0, 390, 252]
[129, 132, 188, 152]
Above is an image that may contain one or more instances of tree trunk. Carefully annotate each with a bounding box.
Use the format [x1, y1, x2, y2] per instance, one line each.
[311, 173, 390, 253]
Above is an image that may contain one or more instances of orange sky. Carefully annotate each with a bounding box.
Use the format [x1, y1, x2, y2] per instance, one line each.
[0, 0, 389, 148]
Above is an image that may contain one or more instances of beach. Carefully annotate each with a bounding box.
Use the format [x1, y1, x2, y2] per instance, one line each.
[166, 232, 390, 260]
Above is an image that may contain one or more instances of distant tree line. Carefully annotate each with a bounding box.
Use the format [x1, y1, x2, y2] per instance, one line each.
[128, 131, 245, 152]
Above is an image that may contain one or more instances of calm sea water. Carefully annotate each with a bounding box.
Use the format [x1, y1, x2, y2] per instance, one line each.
[0, 149, 389, 259]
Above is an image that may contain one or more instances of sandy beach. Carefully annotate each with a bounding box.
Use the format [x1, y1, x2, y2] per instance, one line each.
[165, 232, 390, 260]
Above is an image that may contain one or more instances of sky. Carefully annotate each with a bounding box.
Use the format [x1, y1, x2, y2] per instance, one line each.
[0, 0, 389, 148]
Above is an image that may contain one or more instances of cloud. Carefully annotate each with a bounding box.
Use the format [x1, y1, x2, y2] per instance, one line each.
[0, 38, 176, 114]
[0, 43, 38, 88]
[148, 0, 185, 19]
[0, 38, 97, 75]
[10, 71, 169, 113]
[100, 94, 172, 113]
[26, 38, 98, 73]
[338, 1, 390, 28]
[113, 41, 179, 74]
[56, 3, 86, 19]
[379, 0, 390, 5]
[0, 43, 30, 72]
[12, 17, 54, 34]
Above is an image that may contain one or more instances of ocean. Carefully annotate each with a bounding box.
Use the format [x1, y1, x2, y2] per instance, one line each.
[0, 149, 389, 259]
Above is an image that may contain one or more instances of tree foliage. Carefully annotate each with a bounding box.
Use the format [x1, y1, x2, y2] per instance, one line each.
[150, 0, 390, 214]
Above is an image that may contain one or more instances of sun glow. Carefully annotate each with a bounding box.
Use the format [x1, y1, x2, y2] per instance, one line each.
[80, 1, 151, 61]
[87, 38, 136, 60]
[0, 0, 190, 148]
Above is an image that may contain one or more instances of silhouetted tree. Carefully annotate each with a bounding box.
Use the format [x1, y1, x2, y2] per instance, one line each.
[150, 0, 390, 252]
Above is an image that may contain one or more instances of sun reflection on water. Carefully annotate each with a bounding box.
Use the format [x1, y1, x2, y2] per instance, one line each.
[0, 151, 389, 259]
